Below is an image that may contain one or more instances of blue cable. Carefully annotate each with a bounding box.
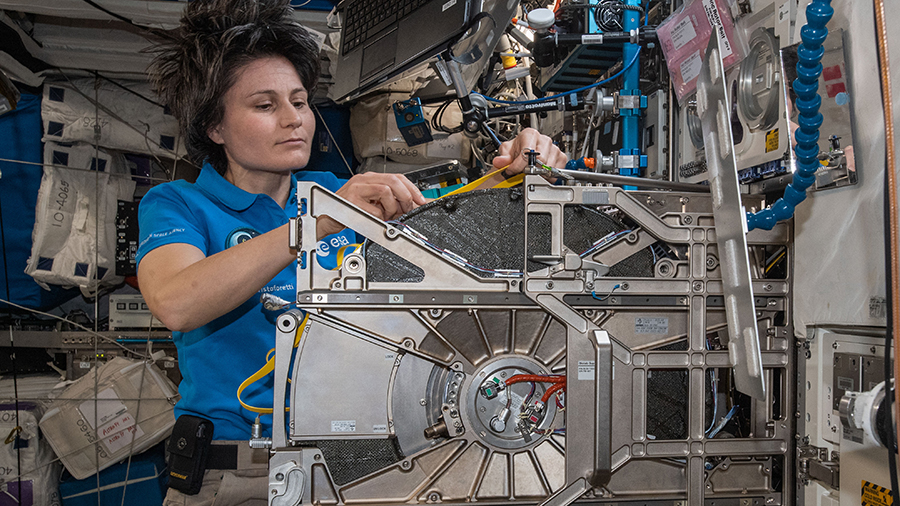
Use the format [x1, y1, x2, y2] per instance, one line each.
[476, 47, 642, 105]
[746, 0, 834, 231]
[591, 284, 621, 301]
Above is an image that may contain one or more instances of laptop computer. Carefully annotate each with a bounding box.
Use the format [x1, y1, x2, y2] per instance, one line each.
[331, 0, 516, 101]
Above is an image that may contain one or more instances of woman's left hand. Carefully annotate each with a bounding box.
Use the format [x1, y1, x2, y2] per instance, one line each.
[492, 128, 568, 176]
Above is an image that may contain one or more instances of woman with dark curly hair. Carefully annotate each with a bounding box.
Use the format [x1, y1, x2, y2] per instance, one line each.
[136, 0, 566, 503]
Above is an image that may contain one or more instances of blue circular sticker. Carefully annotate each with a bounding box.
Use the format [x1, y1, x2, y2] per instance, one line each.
[225, 227, 261, 249]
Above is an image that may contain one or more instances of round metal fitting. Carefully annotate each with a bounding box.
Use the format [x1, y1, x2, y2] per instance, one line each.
[738, 28, 781, 131]
[465, 356, 557, 450]
[656, 260, 676, 278]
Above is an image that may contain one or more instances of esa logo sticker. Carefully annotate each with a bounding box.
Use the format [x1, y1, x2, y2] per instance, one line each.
[225, 227, 260, 249]
[316, 235, 350, 256]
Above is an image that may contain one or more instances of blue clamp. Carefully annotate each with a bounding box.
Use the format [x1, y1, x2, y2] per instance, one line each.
[618, 88, 647, 117]
[618, 148, 647, 178]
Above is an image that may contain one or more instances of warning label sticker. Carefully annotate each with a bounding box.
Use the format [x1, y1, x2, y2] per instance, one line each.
[862, 480, 893, 506]
[765, 128, 780, 152]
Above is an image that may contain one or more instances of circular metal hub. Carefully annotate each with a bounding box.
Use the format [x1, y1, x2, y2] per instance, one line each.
[465, 356, 560, 450]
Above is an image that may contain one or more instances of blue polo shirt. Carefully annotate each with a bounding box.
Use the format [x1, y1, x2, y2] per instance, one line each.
[136, 164, 352, 440]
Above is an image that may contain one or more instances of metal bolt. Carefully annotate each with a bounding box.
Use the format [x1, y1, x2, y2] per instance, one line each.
[272, 490, 278, 495]
[546, 281, 554, 289]
[871, 346, 877, 354]
[276, 473, 285, 481]
[610, 297, 617, 303]
[480, 431, 487, 437]
[706, 256, 717, 268]
[480, 406, 486, 413]
[764, 284, 773, 292]
[586, 282, 594, 290]
[454, 421, 462, 428]
[680, 197, 689, 204]
[621, 283, 629, 290]
[428, 493, 440, 502]
[450, 410, 458, 417]
[333, 281, 342, 289]
[316, 295, 324, 301]
[510, 280, 517, 287]
[455, 427, 463, 434]
[420, 399, 427, 406]
[314, 454, 321, 461]
[683, 216, 693, 225]
[832, 342, 839, 349]
[693, 281, 703, 292]
[500, 372, 507, 378]
[401, 460, 412, 470]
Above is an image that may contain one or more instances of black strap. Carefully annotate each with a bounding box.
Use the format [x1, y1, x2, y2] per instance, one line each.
[206, 444, 238, 470]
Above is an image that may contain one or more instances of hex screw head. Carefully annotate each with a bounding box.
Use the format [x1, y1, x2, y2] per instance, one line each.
[683, 216, 693, 225]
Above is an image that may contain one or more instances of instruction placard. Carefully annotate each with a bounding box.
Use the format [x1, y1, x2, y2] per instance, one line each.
[635, 317, 669, 334]
[331, 420, 357, 432]
[578, 360, 596, 380]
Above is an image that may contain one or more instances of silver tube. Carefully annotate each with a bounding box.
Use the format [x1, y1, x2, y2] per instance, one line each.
[555, 168, 711, 192]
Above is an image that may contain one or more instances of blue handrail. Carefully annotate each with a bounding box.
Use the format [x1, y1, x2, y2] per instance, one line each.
[746, 0, 834, 231]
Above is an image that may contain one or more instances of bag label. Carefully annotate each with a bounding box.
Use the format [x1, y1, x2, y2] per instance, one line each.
[702, 0, 733, 58]
[670, 17, 697, 51]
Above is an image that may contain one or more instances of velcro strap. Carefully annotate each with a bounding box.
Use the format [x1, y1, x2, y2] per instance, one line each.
[206, 444, 238, 470]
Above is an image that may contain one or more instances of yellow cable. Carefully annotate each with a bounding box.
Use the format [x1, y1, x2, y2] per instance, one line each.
[764, 250, 786, 274]
[442, 165, 512, 197]
[332, 243, 362, 271]
[236, 313, 309, 414]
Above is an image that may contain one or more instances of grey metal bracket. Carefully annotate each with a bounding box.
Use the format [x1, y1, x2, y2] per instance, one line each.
[293, 182, 512, 296]
[696, 33, 766, 399]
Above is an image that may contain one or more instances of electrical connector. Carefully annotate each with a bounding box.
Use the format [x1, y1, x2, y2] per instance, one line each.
[480, 377, 506, 399]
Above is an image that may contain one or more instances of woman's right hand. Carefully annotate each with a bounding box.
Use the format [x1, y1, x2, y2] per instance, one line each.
[317, 172, 428, 239]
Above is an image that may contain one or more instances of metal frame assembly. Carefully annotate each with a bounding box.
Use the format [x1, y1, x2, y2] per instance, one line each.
[264, 175, 794, 506]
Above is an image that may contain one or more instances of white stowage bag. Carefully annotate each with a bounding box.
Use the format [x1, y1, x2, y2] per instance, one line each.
[0, 375, 65, 506]
[41, 78, 183, 159]
[349, 93, 472, 167]
[39, 357, 179, 480]
[25, 142, 135, 295]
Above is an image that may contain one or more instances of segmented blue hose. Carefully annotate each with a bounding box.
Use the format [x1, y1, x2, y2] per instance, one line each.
[745, 0, 834, 231]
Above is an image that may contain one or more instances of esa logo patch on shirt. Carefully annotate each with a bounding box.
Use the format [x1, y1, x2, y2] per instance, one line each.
[225, 227, 261, 249]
